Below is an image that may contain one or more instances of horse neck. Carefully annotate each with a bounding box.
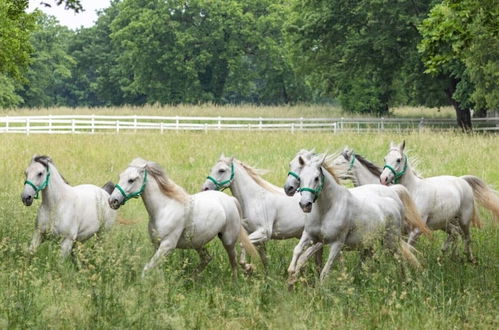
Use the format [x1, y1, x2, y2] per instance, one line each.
[41, 164, 71, 204]
[352, 161, 379, 186]
[399, 162, 420, 188]
[317, 167, 349, 210]
[141, 177, 187, 220]
[230, 162, 269, 205]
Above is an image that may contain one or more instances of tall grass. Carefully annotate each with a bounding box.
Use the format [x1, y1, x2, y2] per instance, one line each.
[0, 131, 497, 328]
[1, 104, 456, 118]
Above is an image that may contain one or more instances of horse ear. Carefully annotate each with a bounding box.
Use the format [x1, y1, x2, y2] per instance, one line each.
[31, 154, 38, 161]
[320, 153, 327, 165]
[220, 153, 225, 159]
[298, 155, 305, 166]
[229, 156, 234, 163]
[400, 140, 406, 152]
[390, 141, 395, 148]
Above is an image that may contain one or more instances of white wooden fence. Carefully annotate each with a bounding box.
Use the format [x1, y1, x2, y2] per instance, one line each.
[0, 115, 497, 135]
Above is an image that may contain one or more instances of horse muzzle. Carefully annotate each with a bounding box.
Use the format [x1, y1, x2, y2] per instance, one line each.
[21, 194, 33, 206]
[299, 200, 313, 213]
[108, 197, 122, 210]
[284, 183, 298, 197]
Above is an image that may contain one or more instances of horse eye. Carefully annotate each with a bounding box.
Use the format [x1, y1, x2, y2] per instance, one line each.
[128, 179, 134, 184]
[396, 158, 401, 163]
[37, 172, 43, 177]
[218, 169, 225, 173]
[314, 177, 319, 182]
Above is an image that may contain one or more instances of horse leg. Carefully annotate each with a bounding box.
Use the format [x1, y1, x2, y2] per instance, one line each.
[287, 232, 314, 284]
[60, 237, 75, 259]
[441, 223, 459, 256]
[296, 243, 323, 275]
[222, 243, 238, 278]
[142, 239, 175, 278]
[407, 228, 421, 246]
[320, 241, 343, 284]
[195, 247, 212, 274]
[239, 228, 269, 271]
[28, 229, 44, 254]
[314, 243, 324, 274]
[459, 221, 475, 263]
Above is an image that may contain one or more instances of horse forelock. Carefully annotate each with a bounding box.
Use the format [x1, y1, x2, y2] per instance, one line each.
[31, 156, 70, 185]
[144, 161, 189, 204]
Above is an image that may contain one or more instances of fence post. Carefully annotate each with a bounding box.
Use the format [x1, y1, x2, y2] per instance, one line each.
[72, 119, 76, 133]
[91, 115, 95, 134]
[204, 123, 208, 133]
[176, 116, 179, 131]
[160, 122, 164, 134]
[134, 115, 137, 133]
[340, 117, 344, 131]
[259, 117, 262, 130]
[48, 114, 52, 133]
[116, 120, 120, 133]
[381, 117, 384, 131]
[26, 118, 30, 136]
[5, 116, 9, 132]
[218, 116, 221, 130]
[300, 117, 303, 131]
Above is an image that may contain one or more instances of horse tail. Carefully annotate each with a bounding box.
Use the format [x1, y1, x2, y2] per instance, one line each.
[101, 181, 115, 195]
[399, 239, 421, 269]
[233, 198, 261, 265]
[461, 175, 499, 224]
[392, 185, 431, 237]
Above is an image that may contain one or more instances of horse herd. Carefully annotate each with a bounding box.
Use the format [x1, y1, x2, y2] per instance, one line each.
[20, 141, 499, 284]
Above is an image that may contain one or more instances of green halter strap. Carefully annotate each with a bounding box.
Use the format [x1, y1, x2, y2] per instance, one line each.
[24, 168, 51, 199]
[383, 154, 408, 184]
[207, 162, 235, 191]
[298, 173, 324, 202]
[347, 153, 356, 171]
[115, 170, 148, 204]
[287, 171, 300, 180]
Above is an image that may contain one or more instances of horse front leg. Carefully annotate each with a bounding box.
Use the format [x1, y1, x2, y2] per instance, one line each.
[239, 228, 269, 271]
[60, 237, 75, 259]
[195, 247, 212, 274]
[28, 229, 44, 254]
[319, 241, 343, 284]
[287, 232, 314, 285]
[142, 238, 176, 278]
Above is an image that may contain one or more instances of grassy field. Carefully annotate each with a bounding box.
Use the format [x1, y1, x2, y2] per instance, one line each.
[0, 104, 457, 119]
[0, 130, 497, 329]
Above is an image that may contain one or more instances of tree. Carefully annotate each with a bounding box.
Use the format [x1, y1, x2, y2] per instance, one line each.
[419, 0, 499, 129]
[19, 14, 75, 107]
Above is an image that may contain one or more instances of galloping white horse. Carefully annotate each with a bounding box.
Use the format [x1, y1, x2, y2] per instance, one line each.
[21, 155, 116, 257]
[284, 153, 426, 284]
[380, 141, 499, 261]
[330, 147, 382, 186]
[202, 155, 323, 267]
[108, 158, 259, 277]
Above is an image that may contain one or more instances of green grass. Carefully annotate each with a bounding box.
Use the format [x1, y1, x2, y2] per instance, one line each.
[0, 104, 456, 119]
[0, 131, 497, 329]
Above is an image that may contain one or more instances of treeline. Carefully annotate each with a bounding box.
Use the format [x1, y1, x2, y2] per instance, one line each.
[1, 0, 497, 128]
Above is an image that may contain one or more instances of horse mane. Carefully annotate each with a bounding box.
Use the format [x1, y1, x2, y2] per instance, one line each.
[131, 158, 189, 204]
[321, 155, 341, 184]
[33, 155, 70, 184]
[355, 154, 383, 177]
[390, 148, 424, 179]
[228, 158, 283, 195]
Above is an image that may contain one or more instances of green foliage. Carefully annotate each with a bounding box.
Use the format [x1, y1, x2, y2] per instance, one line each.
[0, 0, 36, 107]
[419, 0, 499, 111]
[0, 74, 23, 108]
[19, 14, 76, 107]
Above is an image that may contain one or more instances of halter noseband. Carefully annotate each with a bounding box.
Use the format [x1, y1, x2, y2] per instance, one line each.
[24, 168, 51, 199]
[115, 170, 148, 204]
[207, 162, 235, 191]
[297, 171, 324, 202]
[383, 154, 408, 184]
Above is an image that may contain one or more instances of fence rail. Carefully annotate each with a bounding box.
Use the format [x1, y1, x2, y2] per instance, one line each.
[0, 115, 498, 134]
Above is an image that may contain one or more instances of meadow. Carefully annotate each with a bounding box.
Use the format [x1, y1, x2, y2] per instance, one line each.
[0, 129, 498, 329]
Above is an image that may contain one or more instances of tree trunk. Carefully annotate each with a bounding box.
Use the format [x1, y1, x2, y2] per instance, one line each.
[445, 78, 472, 131]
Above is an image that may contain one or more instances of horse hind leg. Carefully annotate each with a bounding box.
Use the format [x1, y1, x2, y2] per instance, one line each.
[458, 218, 476, 263]
[195, 247, 212, 274]
[222, 242, 238, 278]
[441, 223, 460, 256]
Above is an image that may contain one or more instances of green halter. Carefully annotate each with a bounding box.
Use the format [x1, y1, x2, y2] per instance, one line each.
[383, 154, 408, 184]
[24, 168, 51, 199]
[287, 171, 300, 180]
[207, 162, 235, 191]
[115, 171, 148, 204]
[347, 153, 356, 171]
[298, 173, 324, 202]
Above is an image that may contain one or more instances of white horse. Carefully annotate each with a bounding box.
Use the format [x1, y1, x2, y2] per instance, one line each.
[21, 155, 116, 258]
[284, 153, 426, 284]
[380, 141, 499, 261]
[201, 155, 323, 268]
[330, 147, 382, 186]
[108, 158, 259, 278]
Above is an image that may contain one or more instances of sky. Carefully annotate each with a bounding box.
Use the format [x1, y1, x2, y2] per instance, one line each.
[28, 0, 111, 30]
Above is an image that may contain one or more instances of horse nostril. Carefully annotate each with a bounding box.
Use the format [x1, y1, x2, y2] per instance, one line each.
[203, 187, 209, 191]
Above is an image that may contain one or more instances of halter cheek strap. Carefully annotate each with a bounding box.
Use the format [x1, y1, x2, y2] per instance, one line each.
[207, 162, 234, 191]
[288, 171, 300, 180]
[24, 169, 51, 199]
[298, 173, 324, 202]
[347, 153, 356, 171]
[115, 170, 148, 204]
[383, 154, 408, 184]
